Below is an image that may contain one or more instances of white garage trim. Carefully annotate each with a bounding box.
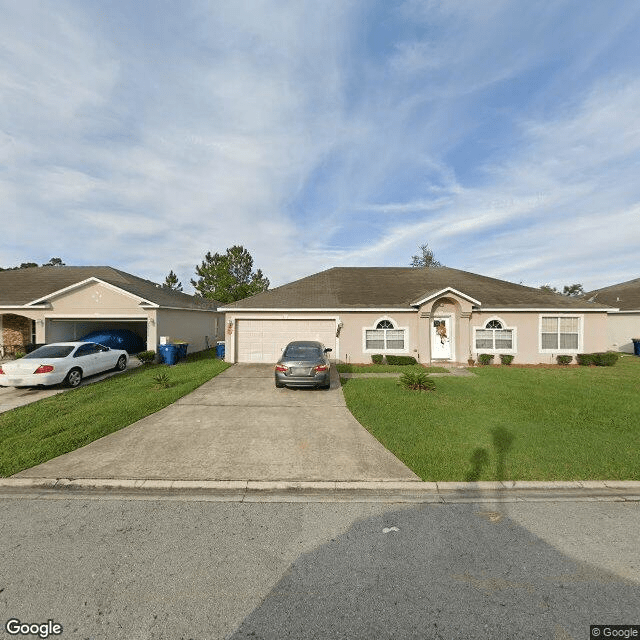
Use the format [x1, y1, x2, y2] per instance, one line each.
[234, 316, 339, 363]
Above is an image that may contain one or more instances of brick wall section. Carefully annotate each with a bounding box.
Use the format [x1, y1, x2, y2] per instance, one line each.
[2, 314, 32, 350]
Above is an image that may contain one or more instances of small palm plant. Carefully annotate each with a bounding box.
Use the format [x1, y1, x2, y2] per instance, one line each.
[397, 371, 436, 392]
[152, 372, 173, 389]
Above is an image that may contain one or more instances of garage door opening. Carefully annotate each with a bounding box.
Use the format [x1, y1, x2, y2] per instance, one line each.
[46, 320, 148, 350]
[235, 319, 337, 363]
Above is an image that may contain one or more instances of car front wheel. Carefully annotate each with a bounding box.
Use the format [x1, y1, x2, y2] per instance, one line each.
[115, 355, 127, 371]
[64, 368, 83, 388]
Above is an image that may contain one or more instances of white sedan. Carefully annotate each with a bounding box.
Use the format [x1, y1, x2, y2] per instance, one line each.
[0, 342, 128, 388]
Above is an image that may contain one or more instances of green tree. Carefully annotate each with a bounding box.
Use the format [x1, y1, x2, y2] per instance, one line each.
[410, 244, 442, 268]
[43, 257, 65, 267]
[1, 258, 65, 271]
[162, 270, 183, 292]
[562, 283, 584, 297]
[191, 245, 270, 303]
[539, 283, 584, 297]
[539, 284, 560, 294]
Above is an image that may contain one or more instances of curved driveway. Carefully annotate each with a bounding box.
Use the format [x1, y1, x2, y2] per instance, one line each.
[14, 364, 418, 482]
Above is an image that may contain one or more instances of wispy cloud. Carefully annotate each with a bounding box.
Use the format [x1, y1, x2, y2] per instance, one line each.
[1, 0, 639, 292]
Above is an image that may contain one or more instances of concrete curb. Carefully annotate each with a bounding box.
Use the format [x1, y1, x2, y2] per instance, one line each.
[1, 478, 639, 503]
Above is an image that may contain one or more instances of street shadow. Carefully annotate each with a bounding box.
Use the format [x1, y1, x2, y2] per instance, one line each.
[227, 502, 639, 639]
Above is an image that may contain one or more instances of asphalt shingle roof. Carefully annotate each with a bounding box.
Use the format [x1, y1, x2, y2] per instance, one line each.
[585, 277, 640, 311]
[224, 267, 613, 310]
[0, 266, 219, 310]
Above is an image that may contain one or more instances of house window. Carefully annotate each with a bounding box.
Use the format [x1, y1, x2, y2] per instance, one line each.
[474, 319, 514, 352]
[541, 316, 580, 351]
[365, 319, 405, 350]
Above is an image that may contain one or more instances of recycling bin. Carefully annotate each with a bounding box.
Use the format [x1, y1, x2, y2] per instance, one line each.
[633, 338, 640, 356]
[176, 343, 188, 360]
[216, 342, 225, 359]
[158, 344, 179, 365]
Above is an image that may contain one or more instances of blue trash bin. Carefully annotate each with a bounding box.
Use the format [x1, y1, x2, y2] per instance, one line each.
[158, 344, 179, 365]
[633, 339, 640, 356]
[176, 343, 188, 360]
[215, 342, 225, 359]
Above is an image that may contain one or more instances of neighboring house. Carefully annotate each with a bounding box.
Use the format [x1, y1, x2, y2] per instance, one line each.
[222, 267, 613, 364]
[0, 266, 223, 356]
[585, 278, 640, 354]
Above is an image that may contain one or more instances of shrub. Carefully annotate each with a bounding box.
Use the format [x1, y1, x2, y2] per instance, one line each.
[371, 354, 384, 365]
[478, 353, 494, 365]
[593, 352, 619, 366]
[499, 354, 514, 365]
[576, 352, 619, 367]
[397, 371, 435, 392]
[576, 353, 594, 366]
[152, 372, 173, 389]
[556, 355, 573, 365]
[137, 350, 156, 364]
[14, 351, 25, 359]
[386, 355, 418, 365]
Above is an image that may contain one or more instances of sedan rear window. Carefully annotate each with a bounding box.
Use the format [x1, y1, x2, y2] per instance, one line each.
[23, 345, 75, 359]
[283, 345, 323, 359]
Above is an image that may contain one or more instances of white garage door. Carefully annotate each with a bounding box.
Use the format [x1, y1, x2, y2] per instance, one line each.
[236, 319, 336, 363]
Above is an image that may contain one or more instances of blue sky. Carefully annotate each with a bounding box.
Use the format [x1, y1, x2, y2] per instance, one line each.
[2, 0, 640, 292]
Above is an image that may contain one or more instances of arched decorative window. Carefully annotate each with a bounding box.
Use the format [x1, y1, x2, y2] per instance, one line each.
[474, 318, 515, 352]
[365, 318, 406, 351]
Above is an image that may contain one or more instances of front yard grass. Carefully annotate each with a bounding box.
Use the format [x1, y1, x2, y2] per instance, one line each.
[341, 355, 640, 481]
[337, 364, 449, 374]
[0, 351, 230, 477]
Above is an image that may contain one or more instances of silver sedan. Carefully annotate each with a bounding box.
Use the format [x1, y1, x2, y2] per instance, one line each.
[274, 341, 332, 389]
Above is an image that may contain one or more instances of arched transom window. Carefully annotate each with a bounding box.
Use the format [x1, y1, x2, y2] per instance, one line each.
[365, 319, 405, 351]
[474, 318, 514, 351]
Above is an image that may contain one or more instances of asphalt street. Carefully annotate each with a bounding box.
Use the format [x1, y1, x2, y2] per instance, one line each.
[1, 494, 638, 640]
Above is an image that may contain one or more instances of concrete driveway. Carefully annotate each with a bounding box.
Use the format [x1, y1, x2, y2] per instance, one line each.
[14, 364, 419, 482]
[0, 358, 142, 414]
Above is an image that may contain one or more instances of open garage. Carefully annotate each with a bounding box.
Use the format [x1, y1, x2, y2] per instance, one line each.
[45, 319, 148, 345]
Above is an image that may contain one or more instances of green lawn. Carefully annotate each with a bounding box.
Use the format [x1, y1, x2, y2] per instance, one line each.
[337, 363, 449, 374]
[341, 355, 640, 481]
[0, 351, 230, 477]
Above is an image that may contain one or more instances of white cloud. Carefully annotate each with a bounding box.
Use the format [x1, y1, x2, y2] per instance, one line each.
[1, 0, 639, 294]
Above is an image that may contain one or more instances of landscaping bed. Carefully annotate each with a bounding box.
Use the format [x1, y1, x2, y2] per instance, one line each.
[0, 350, 230, 477]
[341, 354, 640, 481]
[337, 364, 449, 374]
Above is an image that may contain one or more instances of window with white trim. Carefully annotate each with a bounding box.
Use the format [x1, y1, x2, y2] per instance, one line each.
[540, 316, 580, 351]
[474, 319, 514, 351]
[365, 319, 405, 350]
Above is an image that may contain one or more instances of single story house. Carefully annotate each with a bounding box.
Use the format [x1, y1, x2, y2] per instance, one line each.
[222, 267, 613, 365]
[0, 266, 223, 356]
[585, 278, 640, 354]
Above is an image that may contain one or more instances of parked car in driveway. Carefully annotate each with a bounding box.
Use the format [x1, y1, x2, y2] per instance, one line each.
[0, 342, 128, 388]
[275, 341, 332, 389]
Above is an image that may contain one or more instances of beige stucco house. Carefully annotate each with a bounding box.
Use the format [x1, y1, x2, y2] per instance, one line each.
[222, 267, 613, 365]
[0, 266, 223, 356]
[586, 278, 640, 354]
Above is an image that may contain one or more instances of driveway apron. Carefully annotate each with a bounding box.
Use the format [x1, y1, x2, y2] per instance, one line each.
[14, 364, 418, 482]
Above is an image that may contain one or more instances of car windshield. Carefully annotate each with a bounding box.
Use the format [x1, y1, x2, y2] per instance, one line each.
[23, 345, 75, 359]
[283, 345, 323, 360]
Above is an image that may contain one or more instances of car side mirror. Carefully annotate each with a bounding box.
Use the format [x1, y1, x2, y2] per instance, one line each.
[324, 348, 332, 353]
